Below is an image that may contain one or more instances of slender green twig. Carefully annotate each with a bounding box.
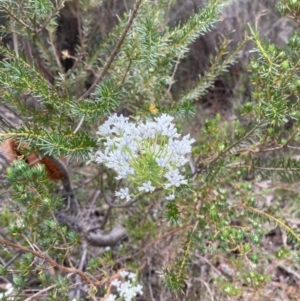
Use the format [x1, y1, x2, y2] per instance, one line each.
[78, 0, 143, 102]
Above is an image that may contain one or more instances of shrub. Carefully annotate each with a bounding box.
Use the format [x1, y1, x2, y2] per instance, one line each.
[0, 0, 299, 300]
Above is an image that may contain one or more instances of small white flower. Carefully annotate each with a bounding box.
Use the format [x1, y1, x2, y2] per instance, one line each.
[168, 136, 195, 156]
[42, 198, 50, 205]
[16, 218, 25, 228]
[115, 188, 131, 201]
[111, 279, 121, 288]
[138, 181, 155, 193]
[120, 270, 129, 278]
[156, 157, 167, 167]
[118, 280, 143, 301]
[166, 194, 175, 200]
[164, 169, 188, 188]
[0, 283, 14, 300]
[137, 122, 156, 138]
[134, 284, 143, 295]
[108, 271, 143, 301]
[105, 294, 117, 301]
[127, 272, 136, 280]
[95, 150, 106, 164]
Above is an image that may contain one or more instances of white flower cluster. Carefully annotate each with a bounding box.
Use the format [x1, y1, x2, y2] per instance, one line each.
[0, 283, 14, 300]
[105, 271, 143, 301]
[95, 114, 195, 201]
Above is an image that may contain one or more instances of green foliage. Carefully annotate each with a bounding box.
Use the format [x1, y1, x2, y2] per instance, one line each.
[0, 0, 299, 300]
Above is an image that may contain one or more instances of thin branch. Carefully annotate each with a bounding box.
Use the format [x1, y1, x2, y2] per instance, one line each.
[0, 111, 19, 128]
[244, 205, 300, 244]
[194, 278, 215, 301]
[166, 55, 181, 95]
[11, 22, 19, 57]
[1, 6, 33, 32]
[50, 156, 79, 211]
[104, 197, 139, 208]
[231, 121, 300, 155]
[23, 284, 56, 301]
[282, 2, 300, 25]
[205, 119, 266, 165]
[278, 264, 300, 281]
[23, 38, 33, 65]
[38, 0, 66, 32]
[74, 242, 88, 300]
[16, 0, 30, 21]
[115, 223, 192, 264]
[100, 206, 112, 229]
[227, 163, 300, 172]
[49, 31, 64, 73]
[76, 0, 85, 57]
[120, 60, 132, 85]
[73, 116, 85, 134]
[77, 0, 143, 102]
[0, 237, 89, 283]
[3, 251, 22, 268]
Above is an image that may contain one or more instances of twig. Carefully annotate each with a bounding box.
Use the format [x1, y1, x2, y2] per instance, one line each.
[0, 111, 18, 128]
[147, 257, 156, 301]
[76, 0, 85, 57]
[115, 223, 192, 264]
[44, 156, 79, 212]
[166, 55, 181, 95]
[88, 189, 101, 210]
[74, 242, 88, 300]
[194, 277, 215, 301]
[227, 163, 300, 173]
[278, 264, 300, 281]
[1, 6, 33, 32]
[49, 31, 64, 73]
[4, 251, 22, 268]
[195, 254, 222, 276]
[104, 197, 139, 208]
[16, 0, 30, 21]
[0, 237, 89, 283]
[38, 0, 66, 32]
[11, 21, 19, 57]
[282, 2, 300, 26]
[205, 119, 266, 166]
[73, 116, 85, 134]
[100, 206, 112, 229]
[120, 60, 132, 85]
[77, 0, 143, 102]
[23, 284, 56, 301]
[23, 38, 33, 65]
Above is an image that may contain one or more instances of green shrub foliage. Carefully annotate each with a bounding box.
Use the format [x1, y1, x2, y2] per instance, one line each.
[0, 0, 299, 300]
